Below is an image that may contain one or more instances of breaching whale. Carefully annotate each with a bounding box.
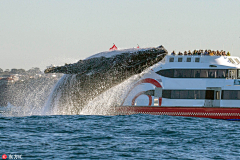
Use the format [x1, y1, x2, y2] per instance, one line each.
[44, 45, 167, 114]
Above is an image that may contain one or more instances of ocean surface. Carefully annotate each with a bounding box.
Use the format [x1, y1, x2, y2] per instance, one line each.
[1, 114, 240, 160]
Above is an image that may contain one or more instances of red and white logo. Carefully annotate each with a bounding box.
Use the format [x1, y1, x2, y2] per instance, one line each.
[2, 154, 7, 159]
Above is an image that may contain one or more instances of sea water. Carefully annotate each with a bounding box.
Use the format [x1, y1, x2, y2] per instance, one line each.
[0, 114, 240, 159]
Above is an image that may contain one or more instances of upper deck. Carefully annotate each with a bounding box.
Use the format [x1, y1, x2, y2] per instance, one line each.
[155, 55, 240, 70]
[149, 55, 240, 81]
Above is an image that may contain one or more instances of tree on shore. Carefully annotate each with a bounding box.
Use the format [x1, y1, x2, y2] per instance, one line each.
[27, 67, 41, 74]
[4, 69, 10, 74]
[10, 68, 26, 74]
[10, 68, 18, 74]
[0, 68, 3, 73]
[17, 69, 26, 74]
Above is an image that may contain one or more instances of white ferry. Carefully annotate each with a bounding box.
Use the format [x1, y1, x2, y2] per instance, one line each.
[117, 55, 240, 120]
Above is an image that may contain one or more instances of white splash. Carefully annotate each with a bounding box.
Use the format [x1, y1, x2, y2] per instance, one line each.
[79, 74, 141, 115]
[0, 78, 58, 117]
[42, 74, 67, 115]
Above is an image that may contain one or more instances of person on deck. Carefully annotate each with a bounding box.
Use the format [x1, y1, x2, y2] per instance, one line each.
[192, 50, 197, 55]
[208, 50, 211, 55]
[204, 50, 208, 55]
[178, 52, 183, 55]
[223, 51, 226, 56]
[171, 51, 176, 55]
[188, 50, 192, 55]
[213, 51, 216, 56]
[209, 51, 214, 56]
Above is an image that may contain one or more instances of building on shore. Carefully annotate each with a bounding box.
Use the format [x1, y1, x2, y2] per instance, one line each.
[0, 77, 15, 85]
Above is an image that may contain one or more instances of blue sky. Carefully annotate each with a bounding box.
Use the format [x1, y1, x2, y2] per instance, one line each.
[0, 0, 240, 70]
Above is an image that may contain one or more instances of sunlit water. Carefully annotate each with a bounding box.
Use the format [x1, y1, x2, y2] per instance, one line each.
[0, 114, 240, 159]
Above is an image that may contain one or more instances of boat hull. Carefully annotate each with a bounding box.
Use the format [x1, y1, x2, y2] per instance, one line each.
[115, 106, 240, 120]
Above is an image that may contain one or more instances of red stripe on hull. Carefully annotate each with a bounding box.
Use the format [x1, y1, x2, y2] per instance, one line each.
[115, 106, 240, 120]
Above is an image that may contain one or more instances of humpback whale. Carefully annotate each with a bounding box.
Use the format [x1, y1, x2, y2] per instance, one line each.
[44, 45, 167, 114]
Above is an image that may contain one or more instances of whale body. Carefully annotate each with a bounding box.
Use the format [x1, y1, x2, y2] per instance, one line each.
[44, 45, 167, 114]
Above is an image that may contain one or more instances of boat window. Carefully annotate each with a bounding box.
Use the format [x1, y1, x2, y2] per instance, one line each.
[157, 69, 174, 78]
[174, 70, 184, 78]
[199, 90, 206, 99]
[169, 57, 174, 62]
[217, 70, 228, 78]
[200, 69, 208, 78]
[171, 90, 180, 99]
[194, 90, 205, 99]
[222, 90, 240, 100]
[193, 69, 201, 78]
[238, 70, 240, 79]
[144, 90, 155, 96]
[209, 70, 217, 78]
[178, 57, 183, 62]
[205, 90, 214, 100]
[182, 69, 192, 78]
[179, 90, 187, 99]
[162, 90, 171, 98]
[195, 58, 200, 62]
[229, 70, 237, 79]
[209, 65, 217, 67]
[156, 69, 228, 78]
[187, 58, 191, 62]
[173, 69, 192, 78]
[163, 90, 206, 99]
[187, 91, 195, 99]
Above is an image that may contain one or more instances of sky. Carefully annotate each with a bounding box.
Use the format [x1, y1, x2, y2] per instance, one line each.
[0, 0, 240, 71]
